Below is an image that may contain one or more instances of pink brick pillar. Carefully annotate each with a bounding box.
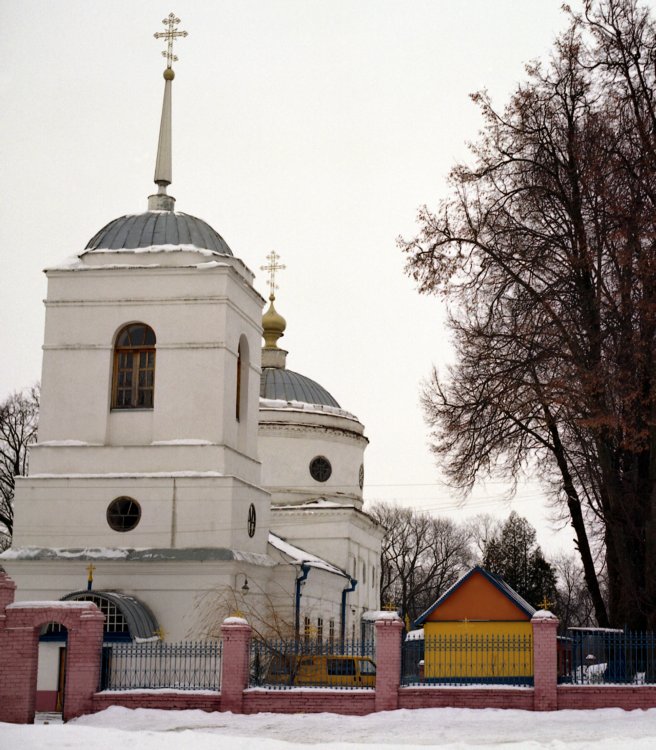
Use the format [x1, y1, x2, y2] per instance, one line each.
[220, 617, 252, 713]
[532, 611, 559, 711]
[0, 572, 16, 612]
[375, 615, 403, 712]
[0, 574, 22, 724]
[0, 621, 39, 723]
[63, 608, 106, 721]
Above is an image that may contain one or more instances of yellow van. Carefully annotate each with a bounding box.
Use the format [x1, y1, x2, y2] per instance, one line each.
[265, 654, 376, 688]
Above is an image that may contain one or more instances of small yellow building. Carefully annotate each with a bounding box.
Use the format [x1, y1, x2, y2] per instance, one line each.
[414, 566, 536, 683]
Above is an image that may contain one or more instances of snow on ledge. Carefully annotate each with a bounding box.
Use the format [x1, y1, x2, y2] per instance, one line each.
[28, 471, 224, 479]
[0, 546, 131, 560]
[36, 439, 101, 447]
[83, 244, 223, 257]
[151, 439, 213, 446]
[7, 601, 96, 609]
[97, 688, 218, 696]
[223, 616, 248, 625]
[259, 397, 358, 421]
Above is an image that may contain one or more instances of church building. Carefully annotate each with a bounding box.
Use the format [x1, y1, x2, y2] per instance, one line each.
[0, 13, 382, 660]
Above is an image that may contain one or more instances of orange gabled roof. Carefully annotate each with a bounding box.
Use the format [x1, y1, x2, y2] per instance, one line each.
[414, 566, 536, 625]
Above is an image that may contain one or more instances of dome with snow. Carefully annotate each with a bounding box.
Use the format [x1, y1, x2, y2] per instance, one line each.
[260, 368, 340, 408]
[86, 211, 233, 255]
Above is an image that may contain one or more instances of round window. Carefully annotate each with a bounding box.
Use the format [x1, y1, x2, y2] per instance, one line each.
[107, 497, 141, 532]
[309, 456, 332, 482]
[359, 464, 364, 490]
[247, 503, 257, 538]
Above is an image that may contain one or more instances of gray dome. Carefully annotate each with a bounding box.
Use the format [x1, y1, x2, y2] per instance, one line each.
[261, 368, 340, 408]
[86, 211, 233, 255]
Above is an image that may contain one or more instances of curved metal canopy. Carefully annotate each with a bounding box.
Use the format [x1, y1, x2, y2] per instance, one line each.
[61, 590, 159, 640]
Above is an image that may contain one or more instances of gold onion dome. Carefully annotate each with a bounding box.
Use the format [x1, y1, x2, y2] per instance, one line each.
[262, 294, 287, 349]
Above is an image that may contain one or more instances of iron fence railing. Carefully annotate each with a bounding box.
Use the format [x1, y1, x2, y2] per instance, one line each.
[100, 640, 222, 691]
[402, 634, 533, 687]
[249, 638, 376, 689]
[559, 629, 656, 685]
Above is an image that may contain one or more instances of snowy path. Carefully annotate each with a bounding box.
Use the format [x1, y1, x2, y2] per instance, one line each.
[2, 705, 656, 749]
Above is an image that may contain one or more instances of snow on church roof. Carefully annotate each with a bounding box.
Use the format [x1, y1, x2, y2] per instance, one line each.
[268, 533, 349, 578]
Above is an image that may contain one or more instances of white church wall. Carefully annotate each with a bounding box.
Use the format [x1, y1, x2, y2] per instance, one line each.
[10, 475, 270, 553]
[38, 261, 264, 481]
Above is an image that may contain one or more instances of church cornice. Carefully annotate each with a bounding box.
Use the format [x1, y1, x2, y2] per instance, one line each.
[258, 421, 369, 445]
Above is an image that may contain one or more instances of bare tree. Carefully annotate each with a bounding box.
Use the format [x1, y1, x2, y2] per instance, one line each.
[368, 502, 472, 625]
[0, 386, 39, 550]
[400, 0, 656, 628]
[465, 514, 502, 562]
[553, 553, 598, 631]
[194, 579, 299, 642]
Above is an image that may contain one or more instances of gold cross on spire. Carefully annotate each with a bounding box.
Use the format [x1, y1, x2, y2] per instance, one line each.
[154, 12, 188, 69]
[260, 251, 286, 299]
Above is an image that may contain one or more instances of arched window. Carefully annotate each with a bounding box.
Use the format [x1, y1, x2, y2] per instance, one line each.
[236, 335, 249, 423]
[236, 344, 242, 421]
[112, 324, 156, 409]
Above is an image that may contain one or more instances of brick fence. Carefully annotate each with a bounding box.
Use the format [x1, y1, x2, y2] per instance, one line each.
[2, 572, 656, 723]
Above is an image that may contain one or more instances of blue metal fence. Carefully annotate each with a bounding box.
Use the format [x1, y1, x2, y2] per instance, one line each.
[100, 640, 222, 691]
[402, 634, 534, 687]
[559, 629, 656, 685]
[250, 638, 376, 689]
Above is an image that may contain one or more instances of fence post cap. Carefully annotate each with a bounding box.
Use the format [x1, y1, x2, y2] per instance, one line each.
[532, 609, 558, 622]
[376, 612, 401, 620]
[222, 615, 249, 625]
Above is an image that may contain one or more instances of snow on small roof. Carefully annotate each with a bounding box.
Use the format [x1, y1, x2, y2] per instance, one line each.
[405, 628, 425, 641]
[568, 626, 624, 633]
[413, 565, 537, 627]
[268, 533, 349, 578]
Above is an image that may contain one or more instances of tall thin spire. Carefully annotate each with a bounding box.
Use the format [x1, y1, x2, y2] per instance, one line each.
[148, 13, 188, 212]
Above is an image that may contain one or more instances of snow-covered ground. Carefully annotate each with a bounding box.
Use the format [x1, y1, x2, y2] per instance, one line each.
[2, 706, 656, 749]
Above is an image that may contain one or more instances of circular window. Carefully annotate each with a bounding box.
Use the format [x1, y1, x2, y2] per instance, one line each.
[359, 464, 364, 490]
[247, 503, 257, 538]
[309, 456, 332, 482]
[107, 497, 141, 532]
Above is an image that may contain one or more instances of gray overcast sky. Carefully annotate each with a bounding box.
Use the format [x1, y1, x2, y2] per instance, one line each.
[2, 0, 635, 554]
